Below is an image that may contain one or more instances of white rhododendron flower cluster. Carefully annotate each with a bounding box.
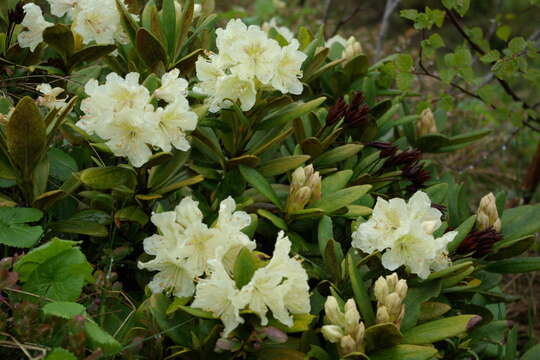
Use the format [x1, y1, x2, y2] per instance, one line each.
[195, 19, 307, 112]
[192, 231, 311, 337]
[18, 0, 132, 51]
[138, 196, 255, 298]
[139, 196, 311, 337]
[351, 191, 457, 279]
[77, 70, 197, 167]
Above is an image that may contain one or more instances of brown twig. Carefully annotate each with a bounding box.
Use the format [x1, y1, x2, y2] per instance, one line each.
[376, 0, 402, 60]
[331, 5, 363, 37]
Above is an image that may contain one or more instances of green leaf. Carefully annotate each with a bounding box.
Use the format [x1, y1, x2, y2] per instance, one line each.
[347, 254, 375, 326]
[521, 344, 540, 360]
[233, 247, 258, 288]
[447, 215, 476, 252]
[43, 301, 85, 319]
[161, 0, 177, 57]
[239, 165, 282, 210]
[6, 97, 46, 177]
[43, 24, 74, 61]
[401, 280, 442, 331]
[314, 144, 364, 167]
[257, 209, 287, 230]
[148, 150, 190, 189]
[501, 204, 540, 241]
[363, 323, 403, 353]
[268, 313, 317, 333]
[115, 0, 139, 43]
[48, 148, 78, 182]
[14, 238, 78, 281]
[80, 166, 137, 190]
[0, 207, 43, 248]
[69, 45, 116, 68]
[258, 97, 326, 130]
[49, 220, 109, 237]
[45, 348, 77, 360]
[136, 28, 167, 67]
[115, 206, 149, 226]
[485, 257, 540, 273]
[258, 348, 306, 360]
[312, 185, 371, 213]
[369, 345, 438, 360]
[177, 304, 216, 319]
[84, 319, 122, 355]
[258, 155, 310, 177]
[402, 315, 481, 344]
[321, 170, 353, 197]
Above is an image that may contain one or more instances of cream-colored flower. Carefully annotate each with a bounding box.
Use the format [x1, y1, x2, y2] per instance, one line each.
[239, 232, 310, 327]
[271, 39, 306, 95]
[192, 260, 249, 337]
[36, 83, 67, 110]
[374, 273, 407, 327]
[17, 3, 53, 52]
[103, 107, 156, 167]
[230, 26, 281, 84]
[140, 197, 253, 298]
[72, 0, 128, 45]
[46, 0, 78, 17]
[154, 69, 189, 104]
[153, 99, 198, 152]
[215, 18, 248, 67]
[287, 165, 321, 213]
[352, 191, 457, 279]
[262, 18, 295, 43]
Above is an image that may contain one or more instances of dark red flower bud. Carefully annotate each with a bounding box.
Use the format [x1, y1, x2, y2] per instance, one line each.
[386, 149, 422, 168]
[457, 228, 503, 257]
[368, 142, 398, 158]
[327, 97, 348, 126]
[8, 3, 25, 25]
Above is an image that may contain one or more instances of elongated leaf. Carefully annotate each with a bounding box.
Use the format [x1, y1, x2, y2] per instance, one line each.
[69, 45, 116, 68]
[45, 348, 77, 360]
[161, 0, 177, 56]
[80, 166, 137, 190]
[312, 185, 371, 213]
[347, 254, 375, 326]
[314, 144, 364, 167]
[136, 28, 167, 67]
[501, 203, 540, 242]
[6, 97, 46, 177]
[321, 170, 353, 195]
[43, 24, 74, 60]
[239, 165, 282, 209]
[233, 247, 258, 288]
[485, 257, 540, 273]
[369, 345, 437, 360]
[447, 215, 476, 252]
[258, 97, 326, 130]
[258, 155, 310, 177]
[43, 301, 85, 319]
[84, 319, 122, 355]
[402, 315, 481, 344]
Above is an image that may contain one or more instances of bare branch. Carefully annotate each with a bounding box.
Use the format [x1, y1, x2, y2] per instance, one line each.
[375, 0, 401, 60]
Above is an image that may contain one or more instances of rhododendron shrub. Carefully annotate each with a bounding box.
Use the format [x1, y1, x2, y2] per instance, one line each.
[0, 1, 539, 359]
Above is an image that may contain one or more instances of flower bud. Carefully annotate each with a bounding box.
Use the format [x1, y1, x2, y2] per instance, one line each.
[321, 325, 343, 343]
[395, 279, 408, 300]
[344, 301, 361, 334]
[386, 273, 398, 291]
[476, 193, 501, 232]
[324, 296, 344, 327]
[354, 322, 365, 344]
[343, 36, 363, 64]
[417, 108, 438, 136]
[287, 165, 321, 213]
[374, 277, 389, 302]
[376, 305, 390, 324]
[339, 335, 357, 355]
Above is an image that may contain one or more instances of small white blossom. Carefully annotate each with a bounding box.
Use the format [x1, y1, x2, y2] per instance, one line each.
[36, 83, 67, 110]
[262, 18, 295, 43]
[239, 232, 310, 327]
[153, 99, 198, 152]
[17, 3, 53, 52]
[352, 191, 457, 279]
[192, 260, 249, 337]
[46, 0, 78, 17]
[71, 0, 130, 45]
[271, 40, 306, 95]
[154, 69, 189, 104]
